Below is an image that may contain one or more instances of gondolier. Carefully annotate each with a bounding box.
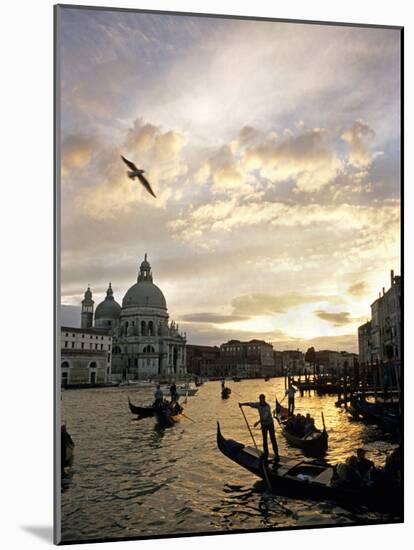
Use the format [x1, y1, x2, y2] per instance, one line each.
[154, 384, 164, 407]
[240, 394, 279, 462]
[285, 383, 297, 415]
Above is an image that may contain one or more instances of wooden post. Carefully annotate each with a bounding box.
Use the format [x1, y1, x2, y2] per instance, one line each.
[343, 363, 348, 411]
[377, 359, 384, 402]
[373, 361, 378, 403]
[393, 361, 401, 416]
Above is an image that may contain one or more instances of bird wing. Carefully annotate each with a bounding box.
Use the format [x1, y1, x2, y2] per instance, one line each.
[137, 173, 157, 198]
[121, 155, 138, 171]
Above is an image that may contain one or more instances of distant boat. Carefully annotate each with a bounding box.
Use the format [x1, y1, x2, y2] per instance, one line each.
[128, 397, 184, 427]
[161, 384, 198, 396]
[127, 397, 156, 418]
[233, 377, 241, 382]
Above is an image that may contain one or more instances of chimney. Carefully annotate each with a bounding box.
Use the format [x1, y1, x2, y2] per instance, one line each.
[391, 269, 394, 285]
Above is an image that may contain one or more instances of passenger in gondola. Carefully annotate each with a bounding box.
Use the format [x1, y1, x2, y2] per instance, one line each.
[332, 456, 361, 488]
[240, 394, 280, 463]
[154, 384, 164, 408]
[285, 384, 297, 415]
[170, 382, 178, 402]
[356, 448, 375, 480]
[304, 414, 316, 435]
[384, 447, 401, 488]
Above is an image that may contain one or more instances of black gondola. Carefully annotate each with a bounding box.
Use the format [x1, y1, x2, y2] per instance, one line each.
[274, 401, 328, 457]
[221, 387, 232, 399]
[128, 397, 184, 427]
[128, 397, 156, 418]
[349, 397, 400, 435]
[216, 423, 401, 513]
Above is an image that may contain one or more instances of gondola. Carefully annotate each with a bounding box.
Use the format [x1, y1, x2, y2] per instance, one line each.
[128, 397, 156, 418]
[61, 424, 75, 472]
[155, 403, 184, 427]
[128, 397, 184, 427]
[216, 423, 401, 513]
[264, 376, 270, 381]
[221, 387, 232, 399]
[233, 377, 241, 382]
[274, 401, 328, 457]
[349, 397, 400, 434]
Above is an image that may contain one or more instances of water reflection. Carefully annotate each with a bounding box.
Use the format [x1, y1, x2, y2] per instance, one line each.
[61, 378, 400, 542]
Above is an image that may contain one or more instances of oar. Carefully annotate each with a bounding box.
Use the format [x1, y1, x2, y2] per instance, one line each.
[239, 403, 259, 452]
[321, 411, 326, 432]
[181, 412, 196, 423]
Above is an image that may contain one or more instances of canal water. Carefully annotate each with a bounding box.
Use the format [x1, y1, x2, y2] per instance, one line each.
[61, 378, 400, 542]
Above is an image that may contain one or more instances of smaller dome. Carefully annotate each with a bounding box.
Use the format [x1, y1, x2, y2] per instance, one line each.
[95, 283, 121, 320]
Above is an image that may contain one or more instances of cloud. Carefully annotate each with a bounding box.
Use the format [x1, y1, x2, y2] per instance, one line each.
[61, 134, 95, 175]
[348, 281, 367, 296]
[341, 119, 375, 167]
[179, 312, 249, 324]
[61, 305, 81, 328]
[314, 310, 363, 327]
[232, 292, 332, 316]
[243, 128, 341, 192]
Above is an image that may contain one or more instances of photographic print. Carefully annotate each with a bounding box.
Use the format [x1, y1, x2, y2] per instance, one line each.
[55, 4, 403, 544]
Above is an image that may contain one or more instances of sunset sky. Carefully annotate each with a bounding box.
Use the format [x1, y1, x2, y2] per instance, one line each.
[59, 8, 401, 352]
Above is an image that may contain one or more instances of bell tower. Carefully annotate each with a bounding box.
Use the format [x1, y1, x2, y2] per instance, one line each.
[138, 253, 153, 282]
[81, 286, 94, 328]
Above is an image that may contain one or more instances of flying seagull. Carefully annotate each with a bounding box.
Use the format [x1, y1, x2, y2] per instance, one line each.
[121, 156, 157, 198]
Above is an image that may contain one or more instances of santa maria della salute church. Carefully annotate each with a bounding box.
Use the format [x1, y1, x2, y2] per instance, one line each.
[79, 254, 187, 381]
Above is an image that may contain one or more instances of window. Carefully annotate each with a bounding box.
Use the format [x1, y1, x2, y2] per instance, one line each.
[100, 344, 104, 350]
[81, 343, 84, 349]
[95, 344, 98, 350]
[82, 334, 85, 338]
[107, 354, 110, 363]
[72, 333, 75, 337]
[90, 343, 93, 349]
[65, 333, 68, 337]
[71, 342, 75, 348]
[64, 341, 68, 348]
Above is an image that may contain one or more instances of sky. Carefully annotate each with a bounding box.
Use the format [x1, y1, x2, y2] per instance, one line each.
[59, 7, 401, 352]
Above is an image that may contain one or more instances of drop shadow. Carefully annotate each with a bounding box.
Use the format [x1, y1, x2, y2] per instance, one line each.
[21, 525, 53, 543]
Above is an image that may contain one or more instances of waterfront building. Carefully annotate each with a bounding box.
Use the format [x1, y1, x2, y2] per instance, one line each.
[282, 349, 305, 374]
[358, 322, 372, 364]
[61, 326, 112, 386]
[74, 254, 187, 382]
[219, 339, 276, 377]
[358, 270, 401, 364]
[186, 344, 221, 377]
[314, 349, 358, 372]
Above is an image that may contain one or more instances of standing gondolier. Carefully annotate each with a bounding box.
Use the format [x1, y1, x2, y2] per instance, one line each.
[170, 382, 178, 402]
[285, 383, 297, 415]
[239, 394, 279, 462]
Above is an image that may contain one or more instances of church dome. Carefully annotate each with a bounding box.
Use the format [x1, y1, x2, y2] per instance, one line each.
[95, 282, 122, 320]
[122, 254, 167, 310]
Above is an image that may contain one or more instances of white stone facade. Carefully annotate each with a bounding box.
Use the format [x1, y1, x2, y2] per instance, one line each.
[79, 255, 187, 381]
[61, 327, 112, 386]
